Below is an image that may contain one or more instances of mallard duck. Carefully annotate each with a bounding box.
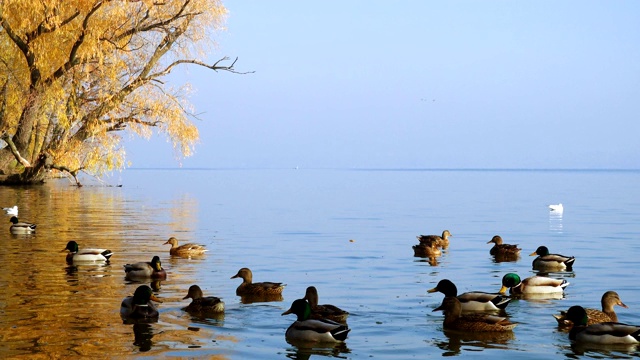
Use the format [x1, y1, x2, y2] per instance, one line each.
[124, 256, 167, 280]
[428, 279, 510, 311]
[120, 285, 163, 322]
[554, 291, 628, 326]
[412, 241, 442, 257]
[62, 240, 113, 263]
[499, 273, 569, 296]
[282, 299, 350, 342]
[432, 296, 517, 332]
[303, 286, 349, 323]
[182, 285, 224, 313]
[530, 245, 575, 271]
[9, 216, 36, 234]
[230, 267, 285, 296]
[163, 237, 208, 256]
[487, 235, 521, 257]
[566, 305, 640, 344]
[3, 205, 18, 216]
[417, 230, 451, 248]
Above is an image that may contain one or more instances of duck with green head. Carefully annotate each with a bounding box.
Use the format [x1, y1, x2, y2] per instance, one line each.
[124, 256, 167, 280]
[9, 216, 36, 234]
[120, 285, 163, 323]
[566, 305, 640, 344]
[62, 240, 113, 263]
[433, 296, 517, 332]
[428, 279, 511, 311]
[499, 273, 569, 296]
[282, 299, 350, 343]
[530, 245, 575, 271]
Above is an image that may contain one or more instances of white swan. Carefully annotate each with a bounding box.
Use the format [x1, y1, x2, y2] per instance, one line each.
[548, 203, 563, 212]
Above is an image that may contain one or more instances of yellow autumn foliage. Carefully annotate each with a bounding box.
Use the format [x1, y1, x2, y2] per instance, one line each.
[0, 0, 231, 183]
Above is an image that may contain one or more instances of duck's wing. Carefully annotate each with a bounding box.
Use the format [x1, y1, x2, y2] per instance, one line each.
[293, 319, 351, 341]
[458, 291, 511, 310]
[124, 261, 152, 273]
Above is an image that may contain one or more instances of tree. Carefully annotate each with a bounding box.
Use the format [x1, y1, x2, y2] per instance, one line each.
[0, 0, 246, 186]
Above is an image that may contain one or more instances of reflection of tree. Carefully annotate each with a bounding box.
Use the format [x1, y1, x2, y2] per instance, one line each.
[132, 323, 154, 352]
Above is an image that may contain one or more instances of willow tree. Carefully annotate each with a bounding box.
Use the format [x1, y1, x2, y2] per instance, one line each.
[0, 0, 243, 185]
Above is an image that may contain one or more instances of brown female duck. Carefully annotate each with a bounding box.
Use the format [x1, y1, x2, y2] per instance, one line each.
[230, 267, 285, 296]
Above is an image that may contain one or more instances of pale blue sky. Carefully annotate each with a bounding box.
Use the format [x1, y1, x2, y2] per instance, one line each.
[127, 1, 640, 169]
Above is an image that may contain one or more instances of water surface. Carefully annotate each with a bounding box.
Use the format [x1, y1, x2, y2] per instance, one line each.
[1, 169, 639, 359]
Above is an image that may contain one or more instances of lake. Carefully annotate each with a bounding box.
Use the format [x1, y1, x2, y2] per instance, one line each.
[1, 168, 639, 359]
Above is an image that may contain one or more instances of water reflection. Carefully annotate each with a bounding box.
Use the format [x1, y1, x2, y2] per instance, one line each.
[568, 341, 640, 357]
[434, 329, 516, 355]
[284, 341, 351, 359]
[549, 211, 563, 233]
[240, 294, 284, 304]
[132, 323, 155, 352]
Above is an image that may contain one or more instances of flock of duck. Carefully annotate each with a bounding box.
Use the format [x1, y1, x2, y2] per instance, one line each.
[6, 202, 639, 347]
[5, 205, 351, 344]
[414, 229, 640, 345]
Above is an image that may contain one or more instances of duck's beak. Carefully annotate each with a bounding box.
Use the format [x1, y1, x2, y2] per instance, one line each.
[486, 240, 493, 244]
[529, 251, 537, 256]
[619, 301, 629, 308]
[499, 285, 509, 295]
[60, 248, 68, 253]
[281, 308, 293, 316]
[230, 274, 239, 279]
[426, 287, 438, 293]
[150, 294, 163, 303]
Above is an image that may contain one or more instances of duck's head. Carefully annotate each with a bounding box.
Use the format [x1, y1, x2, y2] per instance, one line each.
[602, 291, 628, 309]
[427, 279, 457, 297]
[432, 296, 462, 316]
[565, 305, 588, 326]
[442, 230, 452, 238]
[530, 246, 549, 256]
[151, 256, 163, 271]
[133, 285, 163, 305]
[303, 286, 319, 306]
[183, 285, 204, 300]
[230, 267, 252, 281]
[9, 216, 18, 224]
[62, 241, 79, 253]
[163, 237, 178, 246]
[282, 298, 311, 321]
[487, 235, 503, 245]
[500, 273, 522, 294]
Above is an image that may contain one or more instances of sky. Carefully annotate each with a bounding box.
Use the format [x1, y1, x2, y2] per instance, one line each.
[126, 1, 640, 169]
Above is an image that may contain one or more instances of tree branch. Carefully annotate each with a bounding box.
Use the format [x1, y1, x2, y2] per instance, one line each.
[0, 133, 31, 167]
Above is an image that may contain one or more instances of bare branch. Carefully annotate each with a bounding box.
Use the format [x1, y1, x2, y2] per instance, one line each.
[0, 133, 32, 167]
[150, 57, 254, 78]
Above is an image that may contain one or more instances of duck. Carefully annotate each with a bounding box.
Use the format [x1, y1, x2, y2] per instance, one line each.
[124, 256, 167, 280]
[230, 267, 285, 297]
[62, 240, 113, 263]
[163, 237, 208, 256]
[120, 285, 163, 322]
[530, 245, 575, 271]
[9, 216, 36, 234]
[412, 241, 442, 258]
[182, 285, 224, 313]
[549, 203, 563, 212]
[3, 205, 18, 216]
[417, 230, 451, 249]
[499, 273, 569, 296]
[428, 279, 510, 311]
[282, 298, 350, 343]
[432, 296, 517, 332]
[486, 235, 521, 257]
[303, 286, 349, 323]
[565, 305, 640, 344]
[554, 291, 628, 326]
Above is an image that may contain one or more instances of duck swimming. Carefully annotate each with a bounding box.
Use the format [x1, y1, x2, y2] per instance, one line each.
[530, 246, 575, 271]
[303, 286, 349, 323]
[566, 305, 640, 344]
[413, 240, 442, 258]
[120, 285, 163, 323]
[163, 237, 208, 256]
[417, 230, 451, 249]
[554, 291, 628, 326]
[124, 256, 167, 280]
[182, 285, 224, 313]
[428, 279, 511, 311]
[9, 216, 35, 234]
[230, 267, 285, 297]
[62, 240, 113, 263]
[432, 296, 517, 332]
[487, 235, 521, 257]
[282, 298, 350, 343]
[499, 273, 569, 296]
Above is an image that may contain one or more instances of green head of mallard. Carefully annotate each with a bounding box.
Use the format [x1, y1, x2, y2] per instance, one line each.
[427, 279, 458, 297]
[566, 305, 588, 326]
[282, 299, 312, 321]
[530, 246, 550, 256]
[500, 273, 522, 294]
[63, 241, 79, 253]
[133, 285, 163, 305]
[151, 256, 163, 271]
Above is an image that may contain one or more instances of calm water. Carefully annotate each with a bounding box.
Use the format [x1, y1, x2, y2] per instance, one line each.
[1, 169, 639, 359]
